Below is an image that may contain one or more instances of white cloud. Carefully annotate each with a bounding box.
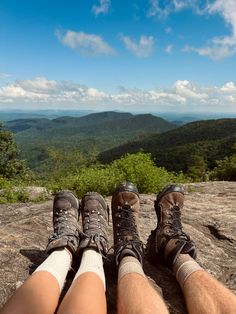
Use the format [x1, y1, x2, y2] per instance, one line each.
[183, 0, 236, 60]
[120, 34, 154, 58]
[174, 80, 208, 100]
[147, 0, 205, 19]
[220, 81, 236, 92]
[147, 0, 236, 60]
[165, 44, 173, 53]
[1, 77, 236, 112]
[56, 30, 115, 56]
[19, 77, 58, 93]
[147, 0, 169, 18]
[183, 44, 236, 60]
[92, 0, 111, 16]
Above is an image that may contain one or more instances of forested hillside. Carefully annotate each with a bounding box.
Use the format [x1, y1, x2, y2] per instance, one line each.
[99, 119, 236, 173]
[6, 111, 176, 170]
[1, 114, 236, 205]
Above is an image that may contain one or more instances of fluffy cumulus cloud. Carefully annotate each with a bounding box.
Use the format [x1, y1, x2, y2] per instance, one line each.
[0, 77, 106, 105]
[92, 0, 111, 16]
[55, 30, 115, 56]
[120, 34, 154, 58]
[220, 81, 236, 92]
[1, 77, 236, 112]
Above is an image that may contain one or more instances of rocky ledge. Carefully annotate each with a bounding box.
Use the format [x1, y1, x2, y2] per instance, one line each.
[0, 181, 235, 313]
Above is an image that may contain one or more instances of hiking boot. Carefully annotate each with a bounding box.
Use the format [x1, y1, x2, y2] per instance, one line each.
[112, 182, 143, 266]
[47, 190, 80, 255]
[146, 184, 197, 269]
[79, 192, 109, 256]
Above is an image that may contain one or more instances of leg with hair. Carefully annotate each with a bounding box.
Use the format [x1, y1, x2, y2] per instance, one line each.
[117, 257, 169, 314]
[112, 182, 169, 314]
[57, 192, 109, 314]
[146, 184, 236, 314]
[0, 191, 80, 314]
[173, 254, 236, 314]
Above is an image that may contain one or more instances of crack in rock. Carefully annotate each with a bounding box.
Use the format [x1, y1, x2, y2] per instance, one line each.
[205, 224, 234, 243]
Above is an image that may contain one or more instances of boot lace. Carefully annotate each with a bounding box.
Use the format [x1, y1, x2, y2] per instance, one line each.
[80, 205, 109, 257]
[168, 205, 190, 240]
[50, 209, 78, 240]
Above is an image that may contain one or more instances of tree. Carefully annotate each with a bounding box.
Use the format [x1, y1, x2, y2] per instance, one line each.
[210, 143, 236, 181]
[0, 123, 29, 179]
[187, 154, 207, 181]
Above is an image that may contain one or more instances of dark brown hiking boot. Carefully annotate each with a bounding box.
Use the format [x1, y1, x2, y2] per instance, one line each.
[146, 184, 197, 269]
[79, 192, 109, 257]
[112, 182, 143, 266]
[46, 190, 80, 255]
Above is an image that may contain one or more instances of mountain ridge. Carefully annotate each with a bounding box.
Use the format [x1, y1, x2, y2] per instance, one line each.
[99, 118, 236, 172]
[4, 111, 176, 170]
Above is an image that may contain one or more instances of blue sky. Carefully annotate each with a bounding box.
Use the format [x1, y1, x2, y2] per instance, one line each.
[0, 0, 236, 113]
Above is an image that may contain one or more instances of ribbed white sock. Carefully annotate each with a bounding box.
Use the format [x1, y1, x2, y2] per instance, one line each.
[74, 249, 106, 290]
[34, 249, 72, 292]
[173, 254, 203, 290]
[118, 256, 145, 282]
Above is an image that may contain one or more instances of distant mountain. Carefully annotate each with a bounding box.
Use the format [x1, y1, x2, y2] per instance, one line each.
[0, 110, 94, 121]
[99, 119, 236, 172]
[5, 111, 176, 170]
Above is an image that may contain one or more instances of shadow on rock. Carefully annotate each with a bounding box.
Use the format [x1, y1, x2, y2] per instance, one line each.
[143, 259, 187, 314]
[20, 249, 48, 274]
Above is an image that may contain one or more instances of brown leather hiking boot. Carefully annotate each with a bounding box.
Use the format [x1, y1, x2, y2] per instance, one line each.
[79, 192, 109, 257]
[146, 184, 197, 269]
[46, 190, 80, 255]
[112, 182, 143, 266]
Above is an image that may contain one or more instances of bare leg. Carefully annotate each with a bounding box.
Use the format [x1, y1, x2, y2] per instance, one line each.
[58, 249, 106, 314]
[117, 257, 169, 314]
[0, 249, 71, 314]
[0, 272, 60, 314]
[173, 254, 236, 314]
[183, 270, 236, 314]
[58, 272, 106, 314]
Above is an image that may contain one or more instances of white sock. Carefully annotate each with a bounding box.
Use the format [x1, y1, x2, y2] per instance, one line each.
[173, 254, 203, 290]
[74, 249, 106, 290]
[118, 256, 146, 282]
[34, 249, 72, 292]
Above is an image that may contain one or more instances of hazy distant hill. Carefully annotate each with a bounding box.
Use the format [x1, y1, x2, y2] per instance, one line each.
[5, 111, 176, 169]
[99, 119, 236, 172]
[0, 110, 94, 121]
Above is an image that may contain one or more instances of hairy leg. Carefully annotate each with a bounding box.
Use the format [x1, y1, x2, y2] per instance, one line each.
[117, 257, 169, 314]
[173, 254, 236, 314]
[183, 270, 236, 314]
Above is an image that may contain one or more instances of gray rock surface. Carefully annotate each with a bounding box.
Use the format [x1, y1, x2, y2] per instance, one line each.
[0, 181, 236, 313]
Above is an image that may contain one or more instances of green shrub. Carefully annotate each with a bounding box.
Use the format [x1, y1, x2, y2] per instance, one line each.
[0, 187, 30, 204]
[47, 152, 187, 197]
[210, 155, 236, 181]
